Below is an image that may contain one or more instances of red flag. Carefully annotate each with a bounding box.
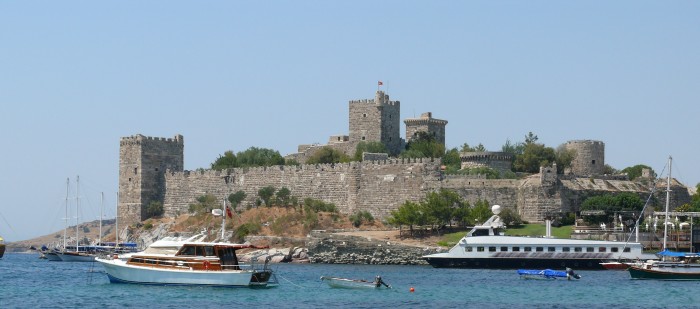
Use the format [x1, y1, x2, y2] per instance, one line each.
[378, 81, 383, 86]
[226, 204, 233, 218]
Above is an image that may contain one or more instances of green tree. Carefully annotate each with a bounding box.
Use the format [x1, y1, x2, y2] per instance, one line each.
[211, 151, 237, 170]
[402, 131, 445, 158]
[188, 194, 219, 215]
[306, 146, 351, 164]
[581, 192, 645, 224]
[422, 189, 463, 232]
[452, 200, 472, 227]
[145, 201, 164, 218]
[257, 186, 276, 207]
[501, 139, 524, 155]
[275, 187, 291, 207]
[513, 143, 556, 173]
[498, 207, 522, 227]
[228, 190, 247, 212]
[442, 148, 462, 173]
[387, 201, 427, 236]
[236, 147, 285, 167]
[469, 199, 492, 225]
[555, 145, 576, 174]
[620, 164, 656, 180]
[354, 141, 388, 161]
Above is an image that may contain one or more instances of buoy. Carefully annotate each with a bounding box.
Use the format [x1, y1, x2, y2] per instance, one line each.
[410, 287, 415, 292]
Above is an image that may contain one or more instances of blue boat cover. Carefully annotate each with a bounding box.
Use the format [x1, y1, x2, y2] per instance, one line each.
[517, 269, 568, 278]
[656, 249, 700, 258]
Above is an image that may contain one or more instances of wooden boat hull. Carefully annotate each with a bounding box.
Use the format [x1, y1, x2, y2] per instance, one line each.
[424, 256, 608, 270]
[44, 252, 63, 261]
[600, 262, 630, 270]
[628, 265, 700, 280]
[97, 257, 273, 287]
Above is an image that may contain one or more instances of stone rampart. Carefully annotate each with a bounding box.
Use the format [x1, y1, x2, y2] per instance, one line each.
[163, 159, 443, 219]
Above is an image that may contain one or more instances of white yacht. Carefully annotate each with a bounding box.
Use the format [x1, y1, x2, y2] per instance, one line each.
[423, 205, 655, 270]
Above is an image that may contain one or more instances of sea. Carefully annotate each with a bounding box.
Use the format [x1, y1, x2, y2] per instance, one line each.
[2, 253, 699, 309]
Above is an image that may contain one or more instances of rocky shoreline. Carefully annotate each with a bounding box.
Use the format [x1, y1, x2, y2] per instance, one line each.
[242, 231, 443, 265]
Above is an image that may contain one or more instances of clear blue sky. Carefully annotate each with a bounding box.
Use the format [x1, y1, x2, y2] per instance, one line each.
[1, 1, 698, 241]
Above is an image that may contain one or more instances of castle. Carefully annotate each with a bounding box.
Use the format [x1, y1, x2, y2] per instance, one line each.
[117, 91, 691, 228]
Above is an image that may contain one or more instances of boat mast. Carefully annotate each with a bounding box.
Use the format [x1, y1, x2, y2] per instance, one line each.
[99, 192, 103, 245]
[221, 197, 226, 240]
[115, 191, 119, 248]
[76, 175, 80, 252]
[64, 177, 69, 250]
[663, 156, 672, 252]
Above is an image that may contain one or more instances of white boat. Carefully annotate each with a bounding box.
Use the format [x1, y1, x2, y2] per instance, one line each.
[423, 205, 655, 270]
[320, 276, 391, 289]
[96, 241, 275, 287]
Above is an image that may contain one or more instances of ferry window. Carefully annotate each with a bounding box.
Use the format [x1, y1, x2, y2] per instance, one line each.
[611, 247, 619, 253]
[512, 247, 520, 252]
[598, 247, 607, 252]
[536, 247, 544, 252]
[623, 248, 631, 252]
[500, 247, 508, 252]
[465, 247, 473, 252]
[574, 247, 582, 252]
[586, 247, 594, 253]
[524, 247, 532, 252]
[548, 247, 556, 252]
[563, 247, 570, 252]
[477, 247, 485, 252]
[489, 247, 497, 252]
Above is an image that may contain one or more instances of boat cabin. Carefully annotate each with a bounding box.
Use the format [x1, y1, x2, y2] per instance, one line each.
[126, 243, 262, 271]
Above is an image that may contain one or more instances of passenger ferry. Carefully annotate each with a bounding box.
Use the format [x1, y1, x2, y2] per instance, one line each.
[423, 205, 655, 270]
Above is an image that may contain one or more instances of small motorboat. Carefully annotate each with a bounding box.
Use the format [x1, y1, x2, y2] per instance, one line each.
[517, 268, 581, 280]
[320, 275, 391, 289]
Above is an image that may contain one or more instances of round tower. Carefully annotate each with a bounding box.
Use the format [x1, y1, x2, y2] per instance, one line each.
[565, 140, 605, 176]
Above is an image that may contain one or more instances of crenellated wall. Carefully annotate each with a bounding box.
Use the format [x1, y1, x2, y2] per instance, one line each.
[163, 158, 443, 219]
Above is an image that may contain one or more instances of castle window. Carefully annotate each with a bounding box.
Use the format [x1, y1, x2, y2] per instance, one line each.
[592, 160, 596, 165]
[155, 168, 159, 172]
[361, 136, 365, 141]
[363, 113, 367, 118]
[134, 167, 138, 175]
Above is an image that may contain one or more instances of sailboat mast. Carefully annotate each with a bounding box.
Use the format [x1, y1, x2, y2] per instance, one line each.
[76, 175, 80, 251]
[663, 156, 672, 252]
[64, 177, 69, 250]
[99, 192, 103, 245]
[115, 191, 119, 248]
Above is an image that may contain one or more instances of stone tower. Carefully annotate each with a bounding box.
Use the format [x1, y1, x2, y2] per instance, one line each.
[348, 91, 401, 155]
[565, 140, 605, 176]
[118, 134, 184, 227]
[404, 112, 448, 145]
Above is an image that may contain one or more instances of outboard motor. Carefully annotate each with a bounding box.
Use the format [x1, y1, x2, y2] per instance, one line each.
[566, 268, 581, 280]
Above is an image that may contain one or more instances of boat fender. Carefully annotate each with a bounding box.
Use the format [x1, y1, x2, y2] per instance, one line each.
[203, 260, 210, 270]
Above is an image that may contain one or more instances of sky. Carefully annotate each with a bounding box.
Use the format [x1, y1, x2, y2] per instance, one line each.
[1, 1, 698, 241]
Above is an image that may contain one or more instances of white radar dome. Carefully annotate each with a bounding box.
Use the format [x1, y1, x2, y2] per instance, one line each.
[491, 205, 502, 215]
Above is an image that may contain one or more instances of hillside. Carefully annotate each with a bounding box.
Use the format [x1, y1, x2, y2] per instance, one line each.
[7, 206, 397, 252]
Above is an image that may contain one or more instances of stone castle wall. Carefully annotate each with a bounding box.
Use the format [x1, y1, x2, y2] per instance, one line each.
[163, 158, 443, 219]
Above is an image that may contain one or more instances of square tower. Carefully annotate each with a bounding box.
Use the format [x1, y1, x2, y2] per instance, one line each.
[348, 91, 401, 155]
[118, 134, 184, 227]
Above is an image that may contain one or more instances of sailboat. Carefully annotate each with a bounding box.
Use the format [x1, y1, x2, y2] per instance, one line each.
[628, 156, 700, 280]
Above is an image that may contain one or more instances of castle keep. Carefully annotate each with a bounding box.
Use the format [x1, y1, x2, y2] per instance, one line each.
[117, 91, 691, 228]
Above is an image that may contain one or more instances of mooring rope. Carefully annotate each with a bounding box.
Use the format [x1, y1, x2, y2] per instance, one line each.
[276, 273, 308, 289]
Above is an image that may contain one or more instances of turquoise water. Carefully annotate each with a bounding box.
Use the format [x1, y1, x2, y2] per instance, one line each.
[2, 253, 700, 308]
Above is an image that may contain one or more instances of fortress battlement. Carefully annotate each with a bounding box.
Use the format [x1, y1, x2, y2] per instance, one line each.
[120, 134, 184, 145]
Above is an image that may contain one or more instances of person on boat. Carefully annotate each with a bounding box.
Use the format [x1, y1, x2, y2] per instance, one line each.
[374, 275, 382, 287]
